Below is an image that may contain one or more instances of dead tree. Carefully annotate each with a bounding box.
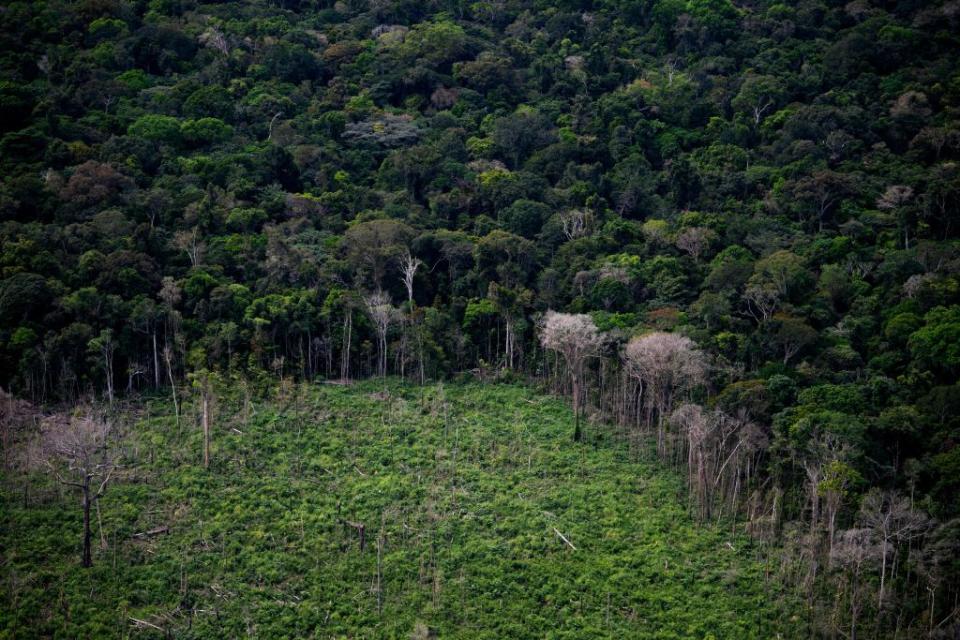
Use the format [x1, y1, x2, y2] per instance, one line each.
[623, 332, 706, 460]
[859, 489, 930, 611]
[539, 311, 606, 442]
[398, 252, 423, 381]
[399, 252, 422, 307]
[558, 209, 591, 240]
[831, 528, 881, 640]
[1, 388, 33, 469]
[163, 344, 180, 432]
[364, 291, 396, 378]
[31, 413, 119, 568]
[189, 370, 217, 469]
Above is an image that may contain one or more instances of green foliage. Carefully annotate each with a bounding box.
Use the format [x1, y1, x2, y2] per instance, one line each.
[127, 114, 182, 146]
[909, 306, 960, 374]
[1, 382, 798, 638]
[180, 118, 233, 147]
[0, 0, 958, 632]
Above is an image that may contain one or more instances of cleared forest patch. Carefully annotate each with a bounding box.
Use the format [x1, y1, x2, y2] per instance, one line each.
[1, 381, 800, 638]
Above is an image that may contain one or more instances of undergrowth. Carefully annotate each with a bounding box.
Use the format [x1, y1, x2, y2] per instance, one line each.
[1, 380, 801, 638]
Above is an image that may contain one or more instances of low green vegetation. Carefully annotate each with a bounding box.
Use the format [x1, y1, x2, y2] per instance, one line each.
[2, 381, 798, 638]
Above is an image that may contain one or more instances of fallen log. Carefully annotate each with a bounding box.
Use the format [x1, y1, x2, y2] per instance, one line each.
[553, 527, 577, 550]
[129, 617, 165, 633]
[132, 526, 169, 539]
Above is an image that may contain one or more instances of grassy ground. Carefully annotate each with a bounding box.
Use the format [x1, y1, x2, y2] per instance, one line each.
[1, 380, 799, 638]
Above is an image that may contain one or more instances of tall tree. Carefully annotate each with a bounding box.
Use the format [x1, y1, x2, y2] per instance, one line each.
[364, 292, 396, 379]
[623, 332, 706, 459]
[539, 311, 605, 442]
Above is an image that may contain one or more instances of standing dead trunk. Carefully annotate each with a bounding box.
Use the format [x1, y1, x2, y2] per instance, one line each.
[152, 333, 160, 388]
[102, 347, 114, 405]
[82, 479, 92, 568]
[539, 311, 605, 445]
[164, 345, 180, 433]
[340, 311, 352, 380]
[34, 414, 117, 570]
[202, 389, 210, 469]
[572, 375, 582, 442]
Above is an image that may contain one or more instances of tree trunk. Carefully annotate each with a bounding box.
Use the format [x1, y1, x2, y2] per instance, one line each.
[341, 311, 352, 380]
[572, 376, 582, 442]
[104, 349, 114, 405]
[879, 540, 887, 610]
[202, 390, 210, 470]
[165, 346, 180, 433]
[851, 575, 858, 640]
[152, 332, 160, 388]
[417, 324, 425, 385]
[82, 481, 92, 568]
[377, 332, 387, 378]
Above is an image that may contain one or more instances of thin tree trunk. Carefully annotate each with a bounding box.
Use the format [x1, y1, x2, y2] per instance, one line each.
[376, 519, 384, 615]
[879, 540, 888, 610]
[572, 376, 582, 442]
[152, 332, 160, 388]
[202, 390, 210, 469]
[341, 311, 352, 380]
[95, 498, 107, 550]
[104, 349, 114, 405]
[82, 482, 92, 568]
[164, 345, 180, 433]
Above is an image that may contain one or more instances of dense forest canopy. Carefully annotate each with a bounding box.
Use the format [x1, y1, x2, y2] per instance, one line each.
[1, 0, 959, 636]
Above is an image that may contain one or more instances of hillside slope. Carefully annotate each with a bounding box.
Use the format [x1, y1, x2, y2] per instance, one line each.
[2, 381, 798, 638]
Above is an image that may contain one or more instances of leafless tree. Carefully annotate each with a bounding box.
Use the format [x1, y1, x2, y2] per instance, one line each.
[671, 403, 711, 518]
[831, 528, 882, 640]
[860, 489, 930, 610]
[539, 311, 605, 442]
[173, 228, 205, 267]
[558, 209, 591, 241]
[917, 519, 960, 634]
[623, 332, 706, 459]
[30, 413, 119, 568]
[743, 282, 780, 322]
[1, 388, 34, 469]
[877, 185, 915, 211]
[341, 303, 353, 381]
[671, 404, 765, 521]
[799, 432, 849, 556]
[675, 227, 716, 262]
[877, 185, 916, 248]
[399, 252, 422, 307]
[365, 291, 396, 378]
[163, 344, 180, 432]
[902, 273, 933, 299]
[399, 252, 427, 383]
[190, 372, 216, 469]
[198, 26, 230, 55]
